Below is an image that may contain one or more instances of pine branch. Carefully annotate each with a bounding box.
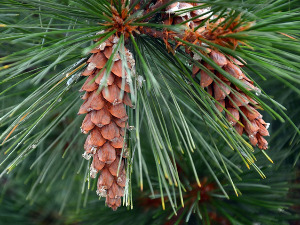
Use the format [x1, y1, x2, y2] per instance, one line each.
[0, 0, 299, 222]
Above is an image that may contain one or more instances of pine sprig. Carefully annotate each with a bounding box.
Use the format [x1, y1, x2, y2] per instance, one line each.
[0, 0, 299, 221]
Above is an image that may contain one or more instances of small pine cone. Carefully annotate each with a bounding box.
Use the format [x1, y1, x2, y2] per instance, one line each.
[79, 34, 134, 210]
[193, 50, 269, 150]
[163, 4, 269, 149]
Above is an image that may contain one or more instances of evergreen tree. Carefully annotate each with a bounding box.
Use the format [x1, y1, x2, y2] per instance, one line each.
[0, 0, 299, 224]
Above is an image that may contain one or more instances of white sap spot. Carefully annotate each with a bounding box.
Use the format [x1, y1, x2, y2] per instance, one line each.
[80, 127, 87, 134]
[166, 2, 180, 14]
[97, 186, 107, 197]
[90, 166, 97, 178]
[137, 75, 145, 89]
[113, 99, 122, 105]
[82, 152, 91, 160]
[117, 177, 123, 183]
[97, 42, 106, 51]
[87, 62, 96, 71]
[194, 7, 213, 20]
[126, 49, 135, 68]
[128, 126, 135, 131]
[193, 52, 202, 61]
[96, 30, 105, 35]
[91, 146, 97, 154]
[113, 54, 120, 61]
[112, 36, 119, 44]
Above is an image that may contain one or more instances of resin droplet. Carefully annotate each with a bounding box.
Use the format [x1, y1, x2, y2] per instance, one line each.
[255, 87, 261, 96]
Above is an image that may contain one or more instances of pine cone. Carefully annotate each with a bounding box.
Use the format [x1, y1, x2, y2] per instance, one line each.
[165, 2, 269, 150]
[193, 50, 269, 149]
[79, 34, 134, 210]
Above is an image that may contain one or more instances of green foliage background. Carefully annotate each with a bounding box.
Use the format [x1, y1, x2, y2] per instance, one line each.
[0, 0, 299, 224]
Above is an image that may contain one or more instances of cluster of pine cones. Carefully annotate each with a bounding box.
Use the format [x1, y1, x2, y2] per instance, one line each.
[78, 1, 269, 210]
